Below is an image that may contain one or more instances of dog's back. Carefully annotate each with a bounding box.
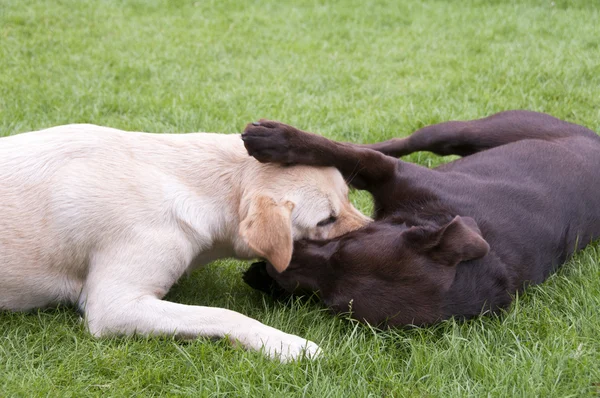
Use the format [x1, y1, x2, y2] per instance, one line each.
[0, 125, 119, 308]
[0, 125, 244, 309]
[427, 134, 600, 286]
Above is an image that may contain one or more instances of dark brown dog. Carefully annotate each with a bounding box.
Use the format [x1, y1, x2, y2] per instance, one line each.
[241, 111, 600, 327]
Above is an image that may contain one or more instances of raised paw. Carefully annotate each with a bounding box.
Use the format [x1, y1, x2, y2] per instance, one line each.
[241, 119, 309, 165]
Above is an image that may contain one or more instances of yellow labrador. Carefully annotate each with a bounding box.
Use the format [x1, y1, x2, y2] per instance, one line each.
[0, 124, 370, 361]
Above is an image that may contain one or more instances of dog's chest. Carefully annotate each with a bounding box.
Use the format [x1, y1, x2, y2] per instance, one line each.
[188, 243, 237, 271]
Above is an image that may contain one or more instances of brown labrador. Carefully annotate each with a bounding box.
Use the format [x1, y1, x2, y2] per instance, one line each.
[241, 111, 600, 327]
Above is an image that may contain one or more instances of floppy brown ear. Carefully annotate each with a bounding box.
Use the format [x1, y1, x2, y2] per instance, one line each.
[239, 195, 295, 273]
[428, 216, 490, 266]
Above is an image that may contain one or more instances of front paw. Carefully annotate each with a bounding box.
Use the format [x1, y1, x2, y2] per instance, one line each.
[257, 330, 322, 363]
[241, 119, 303, 164]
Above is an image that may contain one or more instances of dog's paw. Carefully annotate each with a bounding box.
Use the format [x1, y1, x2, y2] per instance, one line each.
[233, 321, 322, 362]
[241, 119, 304, 164]
[260, 331, 322, 363]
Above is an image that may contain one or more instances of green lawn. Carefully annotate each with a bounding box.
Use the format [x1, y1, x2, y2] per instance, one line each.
[1, 0, 600, 396]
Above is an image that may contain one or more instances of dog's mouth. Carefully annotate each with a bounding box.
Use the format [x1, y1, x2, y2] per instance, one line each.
[242, 261, 271, 292]
[242, 260, 321, 302]
[242, 261, 289, 300]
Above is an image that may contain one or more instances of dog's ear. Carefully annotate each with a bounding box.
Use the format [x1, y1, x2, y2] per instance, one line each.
[407, 216, 489, 267]
[239, 195, 295, 273]
[430, 216, 490, 266]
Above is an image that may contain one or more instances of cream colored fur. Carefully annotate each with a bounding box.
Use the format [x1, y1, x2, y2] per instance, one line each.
[0, 124, 370, 362]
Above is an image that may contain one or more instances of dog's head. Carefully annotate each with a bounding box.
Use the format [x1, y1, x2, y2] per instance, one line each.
[244, 216, 489, 327]
[239, 164, 370, 272]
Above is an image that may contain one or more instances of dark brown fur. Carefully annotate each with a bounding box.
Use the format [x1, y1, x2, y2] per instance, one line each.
[241, 111, 600, 327]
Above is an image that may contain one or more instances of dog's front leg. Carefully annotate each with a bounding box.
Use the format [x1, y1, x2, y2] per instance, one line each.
[80, 237, 320, 362]
[85, 296, 320, 362]
[242, 120, 398, 191]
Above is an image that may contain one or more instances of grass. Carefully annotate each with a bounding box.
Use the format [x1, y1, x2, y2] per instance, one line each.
[1, 0, 600, 396]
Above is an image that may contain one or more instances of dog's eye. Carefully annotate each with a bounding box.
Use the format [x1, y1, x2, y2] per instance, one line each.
[317, 215, 337, 227]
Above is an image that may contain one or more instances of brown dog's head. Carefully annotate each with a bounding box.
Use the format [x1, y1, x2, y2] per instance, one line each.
[243, 215, 489, 327]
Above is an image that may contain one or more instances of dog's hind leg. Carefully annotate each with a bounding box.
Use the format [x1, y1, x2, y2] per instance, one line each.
[362, 110, 598, 157]
[80, 234, 320, 362]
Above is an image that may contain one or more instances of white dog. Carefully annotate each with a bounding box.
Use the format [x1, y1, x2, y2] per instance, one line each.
[0, 124, 370, 361]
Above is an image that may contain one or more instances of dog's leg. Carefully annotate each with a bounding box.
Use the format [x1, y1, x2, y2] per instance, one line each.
[80, 236, 320, 362]
[361, 110, 598, 157]
[242, 120, 399, 191]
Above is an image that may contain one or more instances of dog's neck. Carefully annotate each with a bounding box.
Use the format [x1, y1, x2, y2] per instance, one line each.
[156, 132, 284, 261]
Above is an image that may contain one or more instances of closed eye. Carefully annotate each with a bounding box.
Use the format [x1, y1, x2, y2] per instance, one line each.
[317, 215, 337, 227]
